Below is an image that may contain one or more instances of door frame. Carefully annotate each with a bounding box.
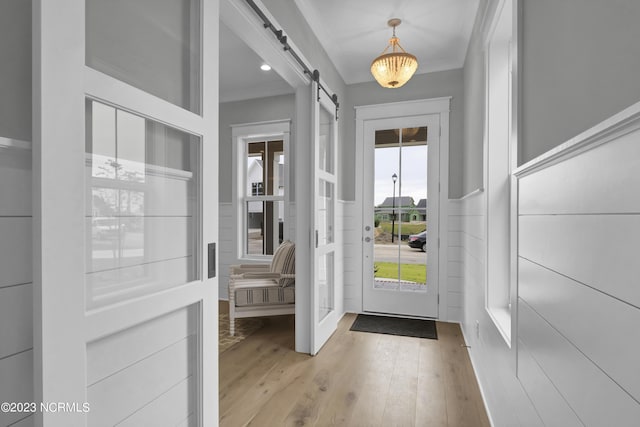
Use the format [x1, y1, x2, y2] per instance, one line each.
[354, 97, 451, 319]
[221, 0, 323, 354]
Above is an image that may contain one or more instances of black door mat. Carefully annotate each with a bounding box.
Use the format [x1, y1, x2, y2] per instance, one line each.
[350, 314, 438, 340]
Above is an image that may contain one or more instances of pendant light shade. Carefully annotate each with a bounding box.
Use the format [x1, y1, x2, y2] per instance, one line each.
[371, 19, 418, 88]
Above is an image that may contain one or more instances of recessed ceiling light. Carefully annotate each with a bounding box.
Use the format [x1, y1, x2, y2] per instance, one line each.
[260, 64, 272, 71]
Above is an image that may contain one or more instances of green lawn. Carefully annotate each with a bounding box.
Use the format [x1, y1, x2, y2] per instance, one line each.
[374, 262, 426, 284]
[378, 222, 425, 235]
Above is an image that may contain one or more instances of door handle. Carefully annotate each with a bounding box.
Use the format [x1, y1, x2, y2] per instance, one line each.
[364, 237, 371, 242]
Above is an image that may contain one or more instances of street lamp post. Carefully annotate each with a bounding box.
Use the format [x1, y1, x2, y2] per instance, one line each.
[391, 173, 397, 243]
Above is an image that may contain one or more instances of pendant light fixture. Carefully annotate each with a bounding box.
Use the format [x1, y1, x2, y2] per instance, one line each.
[371, 18, 418, 88]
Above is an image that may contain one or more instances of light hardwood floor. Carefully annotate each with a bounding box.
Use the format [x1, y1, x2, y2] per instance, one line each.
[219, 302, 491, 427]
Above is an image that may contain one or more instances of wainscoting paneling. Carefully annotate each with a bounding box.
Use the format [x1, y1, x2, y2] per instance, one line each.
[0, 218, 31, 289]
[520, 214, 640, 307]
[519, 126, 640, 215]
[0, 146, 31, 216]
[518, 301, 640, 425]
[0, 284, 32, 359]
[0, 350, 33, 427]
[0, 143, 33, 427]
[87, 307, 195, 385]
[515, 102, 640, 426]
[516, 339, 583, 427]
[341, 202, 360, 313]
[8, 414, 35, 427]
[87, 306, 197, 426]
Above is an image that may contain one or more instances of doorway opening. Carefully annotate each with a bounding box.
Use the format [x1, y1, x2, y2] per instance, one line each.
[356, 98, 450, 320]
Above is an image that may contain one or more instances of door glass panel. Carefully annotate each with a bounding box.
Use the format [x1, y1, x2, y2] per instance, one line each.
[86, 0, 201, 113]
[85, 99, 200, 309]
[373, 127, 428, 292]
[318, 252, 334, 321]
[318, 104, 334, 173]
[318, 180, 334, 245]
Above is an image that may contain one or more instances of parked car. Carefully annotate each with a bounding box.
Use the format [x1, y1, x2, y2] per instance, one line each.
[407, 230, 427, 252]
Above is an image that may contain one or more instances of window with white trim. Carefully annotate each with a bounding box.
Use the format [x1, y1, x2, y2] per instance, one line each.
[242, 139, 286, 257]
[485, 0, 516, 343]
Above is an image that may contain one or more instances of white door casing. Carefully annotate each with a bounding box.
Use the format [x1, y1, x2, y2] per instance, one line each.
[33, 1, 218, 425]
[355, 98, 451, 319]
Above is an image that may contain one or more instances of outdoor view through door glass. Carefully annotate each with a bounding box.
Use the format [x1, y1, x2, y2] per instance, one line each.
[373, 127, 428, 291]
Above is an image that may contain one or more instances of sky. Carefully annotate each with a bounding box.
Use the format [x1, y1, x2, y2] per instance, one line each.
[374, 144, 429, 206]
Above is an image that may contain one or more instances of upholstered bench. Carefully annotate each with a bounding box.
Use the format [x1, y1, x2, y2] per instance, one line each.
[228, 240, 295, 335]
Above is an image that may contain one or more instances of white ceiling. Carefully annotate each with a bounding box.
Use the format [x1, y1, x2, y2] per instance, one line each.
[219, 0, 480, 100]
[294, 0, 480, 84]
[219, 21, 294, 103]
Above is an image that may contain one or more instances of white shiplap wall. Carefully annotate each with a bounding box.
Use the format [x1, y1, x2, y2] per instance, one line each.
[457, 103, 640, 426]
[447, 201, 466, 322]
[342, 202, 360, 313]
[0, 142, 33, 427]
[515, 104, 640, 426]
[86, 306, 197, 426]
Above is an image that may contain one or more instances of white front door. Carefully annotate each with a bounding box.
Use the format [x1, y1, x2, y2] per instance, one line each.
[310, 81, 340, 354]
[362, 114, 440, 318]
[34, 1, 218, 425]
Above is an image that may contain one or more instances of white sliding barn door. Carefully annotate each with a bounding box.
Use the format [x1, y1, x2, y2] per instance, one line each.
[310, 82, 340, 355]
[33, 1, 218, 425]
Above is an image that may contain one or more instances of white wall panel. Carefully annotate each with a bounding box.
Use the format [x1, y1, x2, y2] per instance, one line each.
[518, 301, 640, 426]
[116, 377, 194, 427]
[519, 258, 640, 400]
[517, 339, 582, 427]
[87, 336, 195, 427]
[176, 414, 195, 427]
[87, 307, 194, 385]
[0, 351, 33, 427]
[0, 148, 31, 216]
[447, 230, 462, 246]
[519, 127, 640, 215]
[342, 202, 361, 313]
[0, 218, 31, 288]
[0, 284, 32, 359]
[520, 214, 640, 307]
[9, 415, 34, 427]
[447, 291, 463, 308]
[448, 277, 463, 292]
